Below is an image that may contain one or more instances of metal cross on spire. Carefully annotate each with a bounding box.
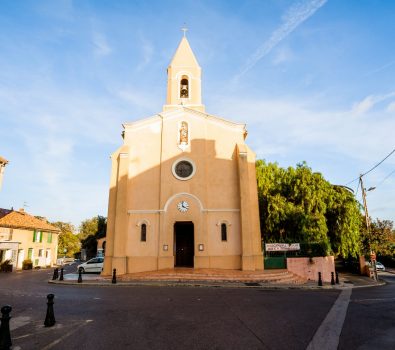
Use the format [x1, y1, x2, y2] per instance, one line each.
[181, 24, 188, 37]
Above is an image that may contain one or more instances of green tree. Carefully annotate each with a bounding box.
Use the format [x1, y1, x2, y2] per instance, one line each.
[360, 218, 395, 256]
[52, 222, 81, 258]
[256, 160, 362, 258]
[326, 186, 362, 258]
[78, 216, 107, 259]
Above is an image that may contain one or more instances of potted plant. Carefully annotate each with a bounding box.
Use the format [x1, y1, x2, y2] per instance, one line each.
[22, 259, 33, 270]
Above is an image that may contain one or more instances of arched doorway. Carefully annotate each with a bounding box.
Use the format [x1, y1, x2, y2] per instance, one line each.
[174, 221, 194, 267]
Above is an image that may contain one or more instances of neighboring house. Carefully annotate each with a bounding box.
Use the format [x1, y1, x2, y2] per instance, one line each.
[0, 156, 8, 191]
[0, 208, 60, 270]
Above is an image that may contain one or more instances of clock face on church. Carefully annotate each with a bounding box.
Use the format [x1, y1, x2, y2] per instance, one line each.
[177, 201, 189, 212]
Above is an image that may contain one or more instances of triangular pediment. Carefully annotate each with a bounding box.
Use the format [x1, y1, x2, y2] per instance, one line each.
[123, 106, 246, 135]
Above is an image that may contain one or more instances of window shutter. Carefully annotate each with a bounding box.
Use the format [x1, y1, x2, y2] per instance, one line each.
[33, 230, 36, 242]
[39, 231, 42, 242]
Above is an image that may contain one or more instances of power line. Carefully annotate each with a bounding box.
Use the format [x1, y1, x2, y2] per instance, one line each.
[374, 168, 395, 189]
[345, 147, 395, 185]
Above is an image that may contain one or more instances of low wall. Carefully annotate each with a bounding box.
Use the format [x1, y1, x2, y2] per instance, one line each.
[287, 256, 335, 282]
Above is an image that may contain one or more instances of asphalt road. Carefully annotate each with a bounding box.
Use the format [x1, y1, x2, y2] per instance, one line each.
[1, 264, 394, 350]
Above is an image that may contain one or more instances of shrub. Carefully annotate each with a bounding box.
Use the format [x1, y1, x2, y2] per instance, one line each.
[22, 259, 33, 270]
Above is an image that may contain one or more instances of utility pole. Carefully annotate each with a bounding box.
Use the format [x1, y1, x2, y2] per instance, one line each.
[360, 175, 377, 281]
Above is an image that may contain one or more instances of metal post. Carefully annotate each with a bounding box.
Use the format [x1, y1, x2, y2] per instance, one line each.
[0, 305, 12, 350]
[318, 272, 323, 286]
[360, 176, 377, 281]
[78, 267, 83, 283]
[112, 268, 117, 284]
[331, 272, 335, 285]
[59, 268, 64, 281]
[335, 271, 339, 284]
[44, 294, 56, 327]
[52, 268, 58, 280]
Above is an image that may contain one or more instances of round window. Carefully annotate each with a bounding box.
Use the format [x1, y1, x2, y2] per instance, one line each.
[172, 159, 196, 180]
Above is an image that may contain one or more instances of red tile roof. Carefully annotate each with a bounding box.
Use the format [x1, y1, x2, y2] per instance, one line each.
[0, 209, 60, 233]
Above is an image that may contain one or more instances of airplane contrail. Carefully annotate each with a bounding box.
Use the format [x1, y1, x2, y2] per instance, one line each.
[234, 0, 328, 81]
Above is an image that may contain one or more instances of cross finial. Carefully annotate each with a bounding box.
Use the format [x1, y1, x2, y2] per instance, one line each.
[181, 24, 188, 37]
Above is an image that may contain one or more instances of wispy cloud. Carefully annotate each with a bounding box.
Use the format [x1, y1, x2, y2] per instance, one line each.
[352, 92, 395, 115]
[234, 0, 327, 81]
[272, 46, 294, 65]
[211, 93, 395, 168]
[92, 31, 112, 56]
[137, 34, 154, 71]
[386, 102, 395, 113]
[365, 59, 395, 76]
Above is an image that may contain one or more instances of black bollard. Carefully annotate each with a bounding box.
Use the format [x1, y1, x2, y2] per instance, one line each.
[44, 294, 56, 327]
[112, 268, 117, 284]
[318, 272, 323, 286]
[335, 271, 339, 284]
[52, 268, 59, 280]
[78, 267, 83, 283]
[331, 272, 335, 285]
[0, 305, 12, 350]
[59, 268, 64, 281]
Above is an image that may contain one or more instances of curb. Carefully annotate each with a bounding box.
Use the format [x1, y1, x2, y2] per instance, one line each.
[48, 279, 385, 290]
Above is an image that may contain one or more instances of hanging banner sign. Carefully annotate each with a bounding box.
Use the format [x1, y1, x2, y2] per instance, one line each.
[265, 243, 300, 252]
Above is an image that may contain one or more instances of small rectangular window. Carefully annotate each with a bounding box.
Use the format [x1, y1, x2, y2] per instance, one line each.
[38, 249, 43, 257]
[221, 223, 227, 241]
[141, 224, 147, 242]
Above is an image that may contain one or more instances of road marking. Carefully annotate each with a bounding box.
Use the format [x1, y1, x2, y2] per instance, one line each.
[10, 316, 31, 331]
[307, 288, 352, 350]
[13, 333, 33, 340]
[40, 320, 93, 350]
[353, 297, 395, 302]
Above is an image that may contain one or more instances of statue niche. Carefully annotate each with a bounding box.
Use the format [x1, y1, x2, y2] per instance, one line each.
[178, 121, 189, 151]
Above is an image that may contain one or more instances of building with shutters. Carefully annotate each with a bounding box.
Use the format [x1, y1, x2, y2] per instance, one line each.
[0, 208, 60, 270]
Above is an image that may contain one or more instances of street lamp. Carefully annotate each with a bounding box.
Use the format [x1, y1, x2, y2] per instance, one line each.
[360, 176, 377, 280]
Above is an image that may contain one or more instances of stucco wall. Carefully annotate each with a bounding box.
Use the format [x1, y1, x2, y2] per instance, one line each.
[287, 256, 335, 283]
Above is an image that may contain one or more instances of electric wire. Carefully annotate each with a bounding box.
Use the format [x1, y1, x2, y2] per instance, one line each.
[374, 168, 395, 189]
[345, 147, 395, 185]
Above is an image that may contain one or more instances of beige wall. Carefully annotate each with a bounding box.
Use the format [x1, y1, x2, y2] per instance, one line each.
[103, 108, 264, 275]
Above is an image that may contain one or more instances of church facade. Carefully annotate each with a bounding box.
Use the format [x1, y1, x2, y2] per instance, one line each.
[103, 35, 263, 275]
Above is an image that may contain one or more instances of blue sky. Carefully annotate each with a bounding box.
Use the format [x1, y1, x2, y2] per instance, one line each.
[1, 0, 394, 228]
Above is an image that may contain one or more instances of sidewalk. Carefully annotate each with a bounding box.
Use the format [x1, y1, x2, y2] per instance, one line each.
[48, 268, 386, 289]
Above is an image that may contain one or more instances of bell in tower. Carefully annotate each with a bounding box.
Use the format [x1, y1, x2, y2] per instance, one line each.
[180, 77, 189, 98]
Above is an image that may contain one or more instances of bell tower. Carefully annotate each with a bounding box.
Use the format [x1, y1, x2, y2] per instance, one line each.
[163, 31, 205, 112]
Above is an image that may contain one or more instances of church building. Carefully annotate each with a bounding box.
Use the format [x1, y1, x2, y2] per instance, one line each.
[103, 34, 263, 275]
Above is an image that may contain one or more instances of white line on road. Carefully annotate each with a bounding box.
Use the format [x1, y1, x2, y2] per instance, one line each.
[10, 316, 31, 331]
[40, 320, 93, 350]
[307, 288, 352, 350]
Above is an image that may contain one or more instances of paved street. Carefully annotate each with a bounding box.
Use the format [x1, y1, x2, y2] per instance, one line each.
[1, 265, 394, 349]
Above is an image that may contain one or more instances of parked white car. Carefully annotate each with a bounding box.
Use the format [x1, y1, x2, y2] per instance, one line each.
[375, 262, 385, 271]
[77, 257, 104, 273]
